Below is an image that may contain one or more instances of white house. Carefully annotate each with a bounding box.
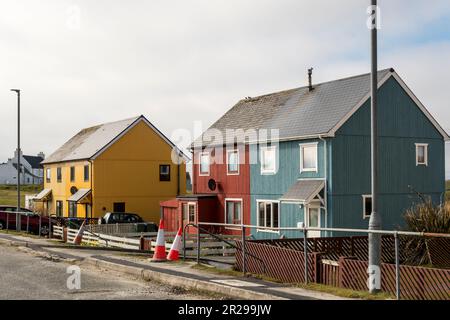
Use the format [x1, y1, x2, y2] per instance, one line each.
[0, 151, 45, 185]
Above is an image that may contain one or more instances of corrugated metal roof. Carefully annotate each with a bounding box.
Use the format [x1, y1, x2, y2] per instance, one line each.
[280, 179, 325, 203]
[42, 116, 140, 164]
[193, 69, 392, 146]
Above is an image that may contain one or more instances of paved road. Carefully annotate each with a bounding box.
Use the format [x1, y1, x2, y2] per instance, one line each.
[0, 244, 209, 300]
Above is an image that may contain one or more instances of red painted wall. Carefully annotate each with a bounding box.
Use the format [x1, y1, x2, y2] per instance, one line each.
[193, 145, 251, 235]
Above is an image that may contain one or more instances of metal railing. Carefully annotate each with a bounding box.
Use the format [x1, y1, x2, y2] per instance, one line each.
[197, 221, 450, 300]
[182, 223, 266, 274]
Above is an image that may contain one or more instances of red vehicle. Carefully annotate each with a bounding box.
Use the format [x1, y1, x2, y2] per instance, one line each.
[0, 206, 50, 235]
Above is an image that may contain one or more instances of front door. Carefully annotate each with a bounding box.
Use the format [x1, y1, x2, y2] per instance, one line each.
[182, 202, 196, 233]
[307, 205, 321, 238]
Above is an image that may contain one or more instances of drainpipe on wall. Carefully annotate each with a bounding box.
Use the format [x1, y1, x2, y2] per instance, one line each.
[177, 152, 181, 196]
[89, 160, 93, 220]
[319, 135, 328, 237]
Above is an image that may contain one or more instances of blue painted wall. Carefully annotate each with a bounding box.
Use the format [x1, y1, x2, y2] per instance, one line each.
[331, 76, 446, 232]
[249, 139, 326, 239]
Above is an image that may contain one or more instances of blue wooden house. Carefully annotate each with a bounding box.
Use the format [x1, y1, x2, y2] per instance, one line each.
[191, 68, 448, 239]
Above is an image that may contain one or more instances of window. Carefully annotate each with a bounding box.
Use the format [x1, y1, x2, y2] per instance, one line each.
[415, 143, 428, 166]
[70, 167, 75, 182]
[261, 146, 277, 174]
[300, 143, 318, 172]
[257, 201, 279, 231]
[46, 168, 51, 183]
[199, 152, 210, 176]
[159, 165, 171, 181]
[56, 201, 63, 217]
[182, 203, 196, 223]
[68, 202, 77, 218]
[113, 202, 126, 213]
[362, 195, 372, 219]
[57, 167, 62, 183]
[84, 165, 89, 182]
[225, 199, 242, 225]
[227, 150, 239, 175]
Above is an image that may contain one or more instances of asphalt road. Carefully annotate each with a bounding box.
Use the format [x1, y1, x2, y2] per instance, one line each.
[0, 244, 209, 300]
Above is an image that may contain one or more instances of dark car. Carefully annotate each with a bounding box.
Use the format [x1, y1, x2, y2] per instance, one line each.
[98, 212, 158, 232]
[0, 206, 50, 235]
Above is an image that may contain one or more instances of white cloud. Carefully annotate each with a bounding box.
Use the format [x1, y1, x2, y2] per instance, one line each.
[0, 0, 449, 173]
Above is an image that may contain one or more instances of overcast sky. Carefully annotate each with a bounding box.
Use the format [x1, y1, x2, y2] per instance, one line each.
[1, 0, 449, 178]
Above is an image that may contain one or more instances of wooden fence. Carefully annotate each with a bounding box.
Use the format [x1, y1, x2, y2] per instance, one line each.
[53, 225, 236, 256]
[235, 239, 450, 300]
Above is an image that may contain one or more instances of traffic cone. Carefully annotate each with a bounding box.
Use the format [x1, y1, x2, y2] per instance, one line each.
[72, 220, 86, 245]
[152, 219, 167, 262]
[167, 227, 183, 261]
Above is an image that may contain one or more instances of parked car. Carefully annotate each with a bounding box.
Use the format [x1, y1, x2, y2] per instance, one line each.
[0, 206, 50, 235]
[98, 212, 158, 232]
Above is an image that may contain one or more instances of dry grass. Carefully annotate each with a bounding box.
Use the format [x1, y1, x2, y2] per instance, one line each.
[0, 184, 42, 207]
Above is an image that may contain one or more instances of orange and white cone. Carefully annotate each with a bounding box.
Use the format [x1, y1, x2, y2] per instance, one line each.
[152, 219, 167, 262]
[167, 227, 183, 261]
[72, 220, 86, 245]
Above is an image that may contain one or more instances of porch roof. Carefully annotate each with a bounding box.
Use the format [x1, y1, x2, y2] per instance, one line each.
[33, 188, 52, 201]
[67, 188, 92, 203]
[280, 179, 325, 204]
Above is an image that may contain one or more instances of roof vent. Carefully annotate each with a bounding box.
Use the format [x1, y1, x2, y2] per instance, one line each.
[308, 67, 314, 91]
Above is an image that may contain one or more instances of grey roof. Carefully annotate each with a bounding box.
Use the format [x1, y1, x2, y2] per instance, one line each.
[23, 155, 44, 169]
[68, 188, 91, 203]
[42, 116, 140, 164]
[280, 179, 325, 203]
[193, 69, 392, 146]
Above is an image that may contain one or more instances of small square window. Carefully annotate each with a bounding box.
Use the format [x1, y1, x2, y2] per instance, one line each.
[57, 167, 62, 183]
[199, 152, 210, 176]
[415, 143, 428, 166]
[70, 167, 75, 182]
[227, 150, 239, 175]
[84, 165, 89, 182]
[363, 195, 372, 219]
[300, 143, 318, 173]
[261, 146, 277, 174]
[160, 165, 170, 181]
[46, 168, 51, 183]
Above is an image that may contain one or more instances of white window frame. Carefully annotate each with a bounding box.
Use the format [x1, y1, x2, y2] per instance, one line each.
[46, 168, 51, 183]
[226, 149, 240, 176]
[415, 143, 428, 166]
[299, 142, 318, 173]
[256, 200, 280, 233]
[260, 146, 277, 175]
[224, 198, 242, 229]
[362, 194, 372, 219]
[199, 152, 210, 176]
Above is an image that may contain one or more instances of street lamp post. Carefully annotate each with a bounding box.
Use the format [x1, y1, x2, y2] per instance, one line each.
[11, 89, 21, 231]
[368, 0, 382, 293]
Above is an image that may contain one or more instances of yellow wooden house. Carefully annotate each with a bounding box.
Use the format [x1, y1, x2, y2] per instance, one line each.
[34, 115, 187, 222]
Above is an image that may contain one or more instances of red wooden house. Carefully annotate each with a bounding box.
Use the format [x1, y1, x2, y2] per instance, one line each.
[160, 144, 251, 235]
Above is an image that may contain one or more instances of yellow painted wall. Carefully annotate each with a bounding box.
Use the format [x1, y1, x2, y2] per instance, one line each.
[92, 120, 186, 222]
[43, 161, 92, 217]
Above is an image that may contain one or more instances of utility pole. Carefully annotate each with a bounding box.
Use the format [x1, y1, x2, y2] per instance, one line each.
[11, 89, 21, 231]
[368, 0, 381, 293]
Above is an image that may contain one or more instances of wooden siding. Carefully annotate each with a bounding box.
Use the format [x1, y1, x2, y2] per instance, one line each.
[249, 140, 326, 239]
[331, 76, 446, 231]
[193, 145, 251, 234]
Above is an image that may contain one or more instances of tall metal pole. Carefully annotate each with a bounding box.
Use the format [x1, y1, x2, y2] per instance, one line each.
[11, 89, 21, 231]
[368, 0, 382, 293]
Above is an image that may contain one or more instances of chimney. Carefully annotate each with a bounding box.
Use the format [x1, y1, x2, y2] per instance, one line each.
[38, 152, 45, 159]
[308, 67, 314, 91]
